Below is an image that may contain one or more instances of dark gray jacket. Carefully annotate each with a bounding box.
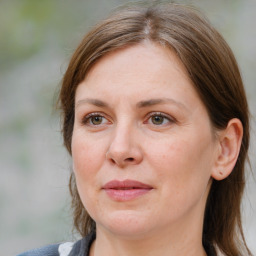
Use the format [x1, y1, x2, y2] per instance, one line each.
[17, 231, 95, 256]
[17, 231, 216, 256]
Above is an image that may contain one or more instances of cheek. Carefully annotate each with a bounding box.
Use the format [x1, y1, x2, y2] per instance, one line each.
[147, 134, 214, 193]
[150, 139, 213, 219]
[71, 131, 105, 186]
[71, 132, 104, 212]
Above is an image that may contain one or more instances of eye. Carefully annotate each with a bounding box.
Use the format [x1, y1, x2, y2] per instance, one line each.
[146, 112, 174, 126]
[151, 115, 166, 125]
[90, 116, 104, 125]
[82, 113, 109, 126]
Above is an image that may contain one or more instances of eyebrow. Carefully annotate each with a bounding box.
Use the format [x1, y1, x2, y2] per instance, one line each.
[76, 97, 187, 111]
[136, 98, 187, 110]
[76, 98, 109, 108]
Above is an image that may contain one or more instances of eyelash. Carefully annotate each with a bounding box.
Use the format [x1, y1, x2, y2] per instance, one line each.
[145, 112, 175, 126]
[81, 112, 175, 127]
[82, 112, 109, 126]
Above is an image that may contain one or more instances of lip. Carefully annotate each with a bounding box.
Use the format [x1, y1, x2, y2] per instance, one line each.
[102, 179, 153, 201]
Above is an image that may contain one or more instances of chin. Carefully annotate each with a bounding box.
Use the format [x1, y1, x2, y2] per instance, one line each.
[97, 210, 153, 239]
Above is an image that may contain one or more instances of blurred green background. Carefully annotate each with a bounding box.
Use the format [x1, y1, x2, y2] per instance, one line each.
[0, 0, 255, 255]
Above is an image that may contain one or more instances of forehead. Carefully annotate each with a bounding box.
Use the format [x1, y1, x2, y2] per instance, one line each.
[88, 42, 189, 81]
[76, 42, 196, 101]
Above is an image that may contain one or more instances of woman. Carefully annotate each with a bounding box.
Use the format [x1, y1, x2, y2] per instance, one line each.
[18, 2, 252, 256]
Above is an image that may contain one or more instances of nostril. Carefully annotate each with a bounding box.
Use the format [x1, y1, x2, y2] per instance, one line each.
[126, 157, 134, 162]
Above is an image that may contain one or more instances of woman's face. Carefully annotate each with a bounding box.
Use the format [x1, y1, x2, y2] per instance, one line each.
[72, 43, 219, 238]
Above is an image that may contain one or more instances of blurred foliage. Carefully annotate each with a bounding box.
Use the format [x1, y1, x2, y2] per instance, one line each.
[0, 0, 136, 71]
[1, 1, 72, 70]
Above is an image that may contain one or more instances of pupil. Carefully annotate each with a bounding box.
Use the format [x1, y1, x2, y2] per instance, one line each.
[153, 116, 163, 124]
[92, 116, 102, 124]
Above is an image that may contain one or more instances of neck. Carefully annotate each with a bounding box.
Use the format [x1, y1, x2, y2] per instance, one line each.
[91, 220, 207, 256]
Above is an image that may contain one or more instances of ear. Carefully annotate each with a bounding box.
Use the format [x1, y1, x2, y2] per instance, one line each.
[211, 118, 243, 181]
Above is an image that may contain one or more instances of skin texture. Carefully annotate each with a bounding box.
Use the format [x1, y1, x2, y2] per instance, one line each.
[71, 42, 243, 256]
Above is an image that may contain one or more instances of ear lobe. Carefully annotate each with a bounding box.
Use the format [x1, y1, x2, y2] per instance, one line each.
[211, 118, 243, 181]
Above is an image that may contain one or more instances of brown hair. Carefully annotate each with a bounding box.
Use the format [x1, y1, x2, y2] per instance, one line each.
[59, 2, 251, 255]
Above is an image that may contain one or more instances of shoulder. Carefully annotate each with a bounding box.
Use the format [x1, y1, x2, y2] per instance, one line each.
[17, 231, 96, 256]
[68, 231, 96, 256]
[16, 242, 74, 256]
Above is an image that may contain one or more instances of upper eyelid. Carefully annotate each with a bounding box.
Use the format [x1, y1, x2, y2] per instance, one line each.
[81, 112, 109, 123]
[85, 112, 105, 117]
[83, 111, 173, 118]
[83, 111, 109, 119]
[145, 111, 175, 121]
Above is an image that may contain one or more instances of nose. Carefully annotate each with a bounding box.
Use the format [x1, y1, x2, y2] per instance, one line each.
[106, 125, 143, 168]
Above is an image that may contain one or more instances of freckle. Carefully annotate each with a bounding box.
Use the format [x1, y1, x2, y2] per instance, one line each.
[161, 154, 167, 159]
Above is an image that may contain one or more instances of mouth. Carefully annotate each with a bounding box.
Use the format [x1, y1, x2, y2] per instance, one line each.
[102, 179, 153, 201]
